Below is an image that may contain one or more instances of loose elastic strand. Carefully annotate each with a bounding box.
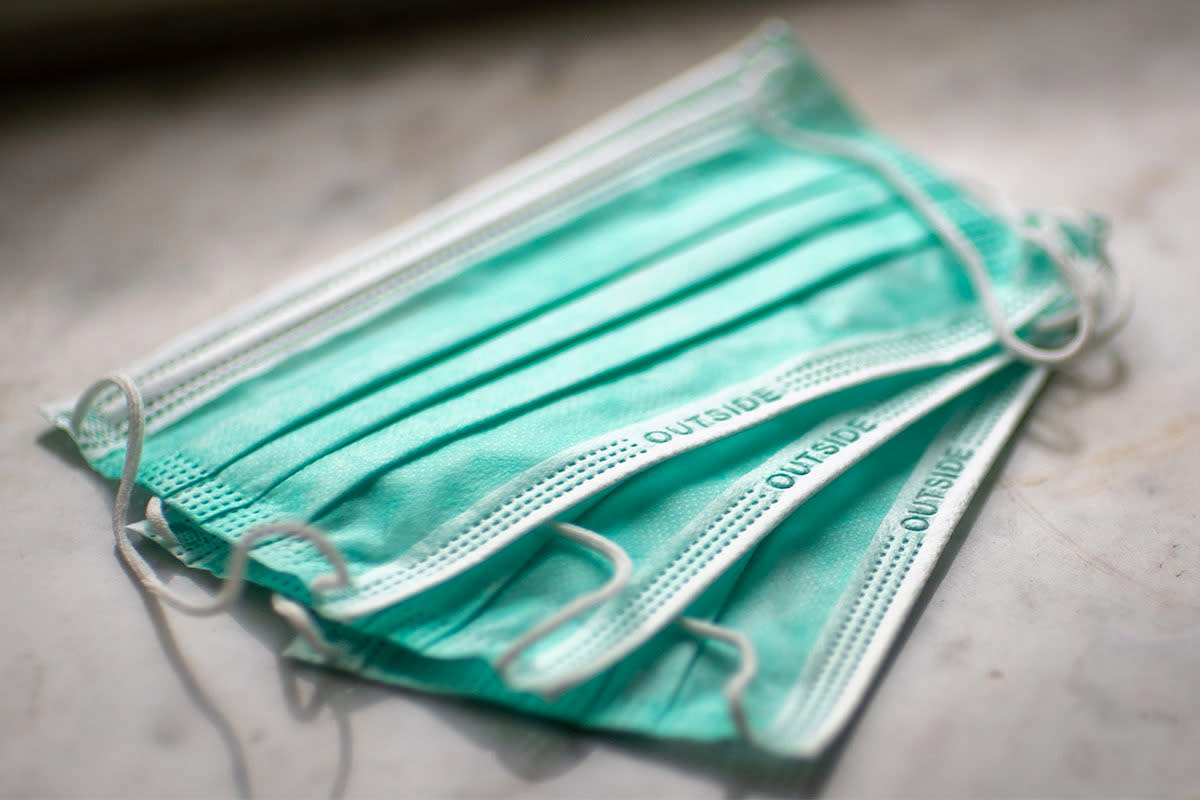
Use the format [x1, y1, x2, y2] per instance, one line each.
[494, 521, 633, 678]
[144, 496, 179, 547]
[739, 48, 1107, 367]
[1025, 213, 1131, 346]
[71, 374, 351, 617]
[151, 516, 351, 615]
[150, 499, 344, 658]
[73, 374, 159, 593]
[678, 617, 759, 744]
[270, 593, 341, 661]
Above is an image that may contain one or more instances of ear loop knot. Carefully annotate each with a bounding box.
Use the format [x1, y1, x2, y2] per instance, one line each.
[72, 374, 350, 658]
[738, 38, 1128, 368]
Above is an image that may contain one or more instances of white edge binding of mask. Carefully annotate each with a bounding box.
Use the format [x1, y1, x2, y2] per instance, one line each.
[40, 26, 792, 455]
[768, 366, 1050, 756]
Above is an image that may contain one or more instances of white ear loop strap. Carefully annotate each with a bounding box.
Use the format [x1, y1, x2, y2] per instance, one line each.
[72, 374, 348, 655]
[144, 495, 179, 547]
[1024, 212, 1131, 346]
[494, 521, 633, 679]
[677, 617, 760, 744]
[270, 593, 342, 660]
[741, 48, 1111, 367]
[148, 496, 343, 658]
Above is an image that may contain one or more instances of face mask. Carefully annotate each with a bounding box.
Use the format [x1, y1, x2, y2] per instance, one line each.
[112, 212, 1110, 716]
[52, 26, 1095, 616]
[495, 353, 1014, 694]
[117, 361, 1045, 755]
[47, 21, 1124, 757]
[133, 349, 1004, 657]
[270, 364, 1048, 757]
[124, 208, 1102, 673]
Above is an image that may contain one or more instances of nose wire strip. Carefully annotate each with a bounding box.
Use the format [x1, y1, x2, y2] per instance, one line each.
[72, 374, 350, 656]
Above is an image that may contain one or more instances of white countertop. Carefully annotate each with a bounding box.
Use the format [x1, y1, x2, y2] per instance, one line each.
[2, 0, 1198, 796]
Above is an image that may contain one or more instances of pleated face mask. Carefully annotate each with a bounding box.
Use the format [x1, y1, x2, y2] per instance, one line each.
[273, 365, 1049, 757]
[47, 22, 1126, 757]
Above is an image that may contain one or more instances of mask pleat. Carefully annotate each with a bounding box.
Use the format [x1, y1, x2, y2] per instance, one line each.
[194, 219, 936, 539]
[139, 138, 853, 490]
[182, 179, 901, 506]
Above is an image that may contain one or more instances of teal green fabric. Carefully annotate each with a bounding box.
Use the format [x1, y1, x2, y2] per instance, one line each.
[149, 357, 983, 649]
[54, 26, 1092, 756]
[163, 365, 1042, 755]
[75, 32, 1067, 612]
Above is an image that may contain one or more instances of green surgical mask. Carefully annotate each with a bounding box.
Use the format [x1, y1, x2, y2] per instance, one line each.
[121, 362, 1045, 757]
[496, 353, 1014, 694]
[136, 353, 1004, 658]
[46, 22, 1124, 757]
[274, 365, 1049, 756]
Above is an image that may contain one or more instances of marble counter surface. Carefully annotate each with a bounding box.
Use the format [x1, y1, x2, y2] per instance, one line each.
[2, 0, 1198, 796]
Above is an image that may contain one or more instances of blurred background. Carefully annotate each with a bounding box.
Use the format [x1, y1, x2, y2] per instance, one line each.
[3, 1, 1199, 798]
[1, 0, 566, 82]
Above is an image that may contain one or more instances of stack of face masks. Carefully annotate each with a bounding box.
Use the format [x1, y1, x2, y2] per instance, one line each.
[46, 22, 1126, 758]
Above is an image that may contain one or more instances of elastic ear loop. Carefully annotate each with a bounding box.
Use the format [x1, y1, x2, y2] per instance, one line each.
[493, 521, 633, 680]
[72, 374, 349, 659]
[932, 175, 1130, 347]
[739, 49, 1104, 367]
[677, 617, 760, 745]
[1025, 213, 1132, 347]
[269, 594, 342, 660]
